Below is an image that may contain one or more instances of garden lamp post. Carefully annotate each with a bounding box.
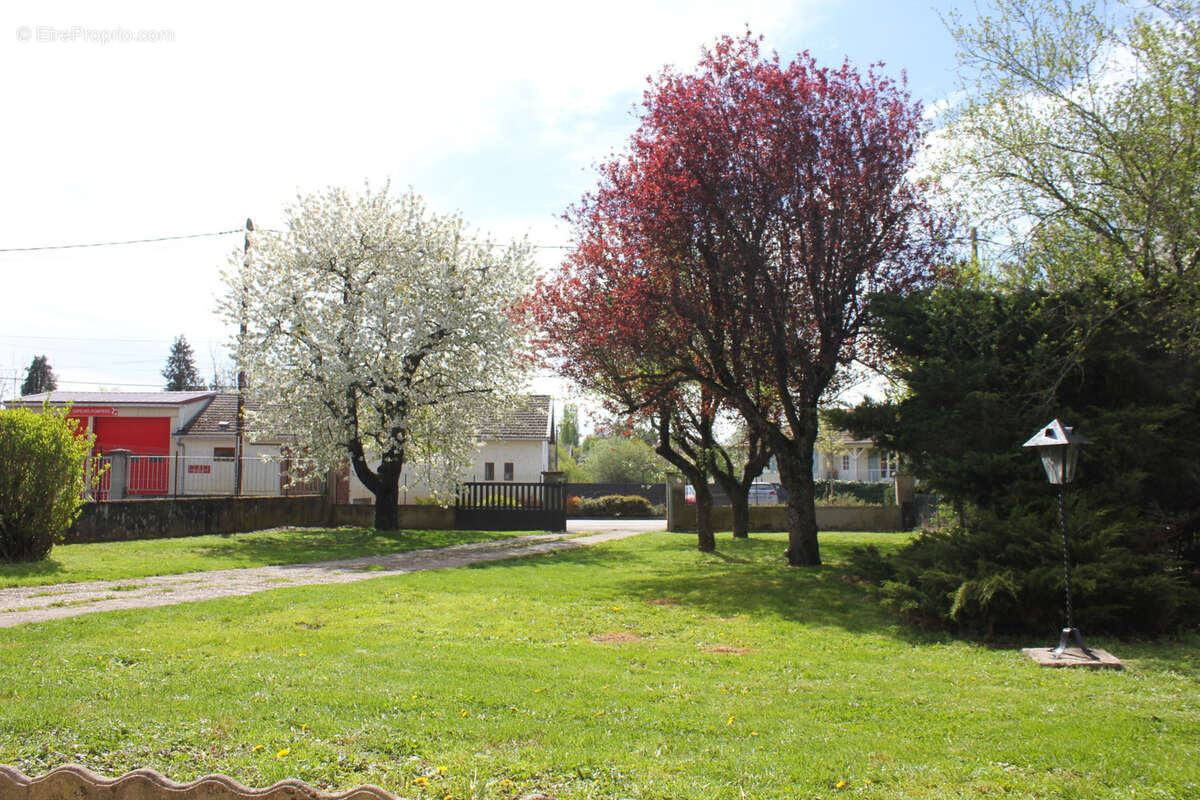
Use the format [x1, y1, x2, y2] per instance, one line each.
[1022, 419, 1095, 660]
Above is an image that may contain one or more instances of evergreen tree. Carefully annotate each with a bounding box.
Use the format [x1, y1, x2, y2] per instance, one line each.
[162, 335, 205, 391]
[558, 403, 580, 453]
[20, 355, 57, 396]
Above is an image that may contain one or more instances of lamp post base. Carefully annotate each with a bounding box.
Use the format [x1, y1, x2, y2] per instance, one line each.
[1052, 627, 1095, 660]
[1023, 646, 1123, 669]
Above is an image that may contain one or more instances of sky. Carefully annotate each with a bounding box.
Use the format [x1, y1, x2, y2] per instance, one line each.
[0, 0, 965, 406]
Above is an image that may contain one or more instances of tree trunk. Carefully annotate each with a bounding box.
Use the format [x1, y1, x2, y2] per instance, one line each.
[347, 439, 405, 532]
[374, 472, 403, 534]
[713, 471, 751, 539]
[694, 480, 716, 552]
[730, 494, 750, 539]
[774, 433, 821, 567]
[652, 413, 715, 552]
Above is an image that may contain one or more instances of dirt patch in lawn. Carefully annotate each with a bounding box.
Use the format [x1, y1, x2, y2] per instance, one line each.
[645, 597, 680, 605]
[703, 645, 752, 655]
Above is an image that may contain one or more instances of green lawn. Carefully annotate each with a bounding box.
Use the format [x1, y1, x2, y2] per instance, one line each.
[0, 528, 534, 588]
[0, 531, 1195, 799]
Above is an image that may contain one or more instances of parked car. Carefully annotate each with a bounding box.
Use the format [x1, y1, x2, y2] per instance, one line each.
[747, 483, 780, 505]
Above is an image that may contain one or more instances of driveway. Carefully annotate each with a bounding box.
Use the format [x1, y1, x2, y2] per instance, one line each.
[0, 522, 663, 629]
[566, 517, 666, 535]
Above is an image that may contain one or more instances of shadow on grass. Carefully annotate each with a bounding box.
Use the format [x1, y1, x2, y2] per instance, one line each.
[0, 557, 67, 584]
[192, 528, 520, 567]
[456, 530, 929, 641]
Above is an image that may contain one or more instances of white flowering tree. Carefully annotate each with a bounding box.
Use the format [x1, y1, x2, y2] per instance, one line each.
[221, 184, 534, 530]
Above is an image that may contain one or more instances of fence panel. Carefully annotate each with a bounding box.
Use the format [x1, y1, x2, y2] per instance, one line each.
[81, 455, 325, 499]
[455, 481, 566, 531]
[129, 455, 169, 495]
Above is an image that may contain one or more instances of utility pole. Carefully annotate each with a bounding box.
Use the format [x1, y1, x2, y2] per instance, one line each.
[234, 217, 253, 497]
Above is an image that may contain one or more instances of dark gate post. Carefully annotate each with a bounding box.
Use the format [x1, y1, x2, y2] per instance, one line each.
[542, 471, 566, 532]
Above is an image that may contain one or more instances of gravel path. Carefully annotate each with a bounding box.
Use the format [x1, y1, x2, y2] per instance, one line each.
[0, 520, 664, 629]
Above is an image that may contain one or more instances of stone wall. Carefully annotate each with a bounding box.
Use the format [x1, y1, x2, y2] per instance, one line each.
[669, 503, 904, 533]
[65, 498, 455, 543]
[329, 503, 454, 530]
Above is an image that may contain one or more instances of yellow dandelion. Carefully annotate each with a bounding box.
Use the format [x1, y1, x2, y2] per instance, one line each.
[413, 776, 429, 787]
[301, 724, 307, 732]
[436, 766, 448, 775]
[726, 716, 735, 726]
[252, 744, 264, 752]
[297, 652, 306, 657]
[836, 779, 847, 789]
[460, 709, 469, 717]
[750, 731, 759, 737]
[276, 748, 290, 759]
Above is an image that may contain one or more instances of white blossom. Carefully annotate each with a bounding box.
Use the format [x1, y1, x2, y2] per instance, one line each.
[219, 183, 533, 507]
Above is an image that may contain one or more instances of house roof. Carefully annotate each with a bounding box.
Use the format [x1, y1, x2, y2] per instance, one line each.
[13, 391, 214, 406]
[476, 395, 553, 441]
[178, 393, 263, 435]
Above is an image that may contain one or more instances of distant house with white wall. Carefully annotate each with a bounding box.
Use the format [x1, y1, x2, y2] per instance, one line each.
[757, 432, 899, 485]
[812, 433, 899, 483]
[346, 395, 557, 503]
[173, 393, 303, 496]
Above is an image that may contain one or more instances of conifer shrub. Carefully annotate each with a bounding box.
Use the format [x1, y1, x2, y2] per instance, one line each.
[850, 502, 1200, 637]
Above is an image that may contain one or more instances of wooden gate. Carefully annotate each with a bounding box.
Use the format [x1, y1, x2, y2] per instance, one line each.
[455, 482, 566, 532]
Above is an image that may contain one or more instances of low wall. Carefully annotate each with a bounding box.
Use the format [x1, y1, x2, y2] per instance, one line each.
[670, 503, 904, 533]
[329, 503, 454, 530]
[65, 498, 456, 543]
[66, 495, 331, 543]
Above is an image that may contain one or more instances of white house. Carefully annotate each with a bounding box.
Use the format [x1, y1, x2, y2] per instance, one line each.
[756, 432, 899, 485]
[173, 393, 306, 496]
[813, 433, 900, 483]
[345, 395, 557, 503]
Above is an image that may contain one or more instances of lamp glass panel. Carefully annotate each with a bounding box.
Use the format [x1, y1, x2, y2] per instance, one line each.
[1039, 447, 1065, 485]
[1062, 445, 1081, 484]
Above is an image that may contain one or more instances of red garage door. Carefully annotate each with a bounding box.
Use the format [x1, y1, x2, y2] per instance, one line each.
[93, 417, 170, 495]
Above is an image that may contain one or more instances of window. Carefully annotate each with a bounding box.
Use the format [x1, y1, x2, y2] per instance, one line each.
[214, 447, 235, 462]
[880, 450, 898, 478]
[484, 462, 495, 481]
[841, 454, 851, 471]
[503, 462, 514, 481]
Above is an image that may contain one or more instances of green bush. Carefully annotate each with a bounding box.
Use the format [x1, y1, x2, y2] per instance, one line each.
[576, 494, 655, 517]
[850, 502, 1200, 637]
[814, 480, 889, 505]
[816, 491, 870, 507]
[0, 407, 96, 562]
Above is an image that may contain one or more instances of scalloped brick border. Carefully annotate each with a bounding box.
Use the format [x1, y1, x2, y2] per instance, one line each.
[0, 763, 397, 799]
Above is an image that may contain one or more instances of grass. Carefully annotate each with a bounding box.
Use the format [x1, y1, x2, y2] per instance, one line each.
[0, 528, 536, 588]
[0, 531, 1196, 799]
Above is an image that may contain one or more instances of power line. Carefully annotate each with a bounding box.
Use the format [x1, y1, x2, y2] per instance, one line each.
[0, 333, 225, 344]
[0, 229, 243, 253]
[0, 228, 572, 254]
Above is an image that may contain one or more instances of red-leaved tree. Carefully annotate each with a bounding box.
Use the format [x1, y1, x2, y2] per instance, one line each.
[547, 33, 949, 565]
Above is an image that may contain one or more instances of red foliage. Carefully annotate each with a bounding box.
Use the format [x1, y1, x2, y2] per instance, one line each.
[530, 32, 952, 564]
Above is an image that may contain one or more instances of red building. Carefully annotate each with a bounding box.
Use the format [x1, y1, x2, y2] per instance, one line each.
[12, 391, 215, 495]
